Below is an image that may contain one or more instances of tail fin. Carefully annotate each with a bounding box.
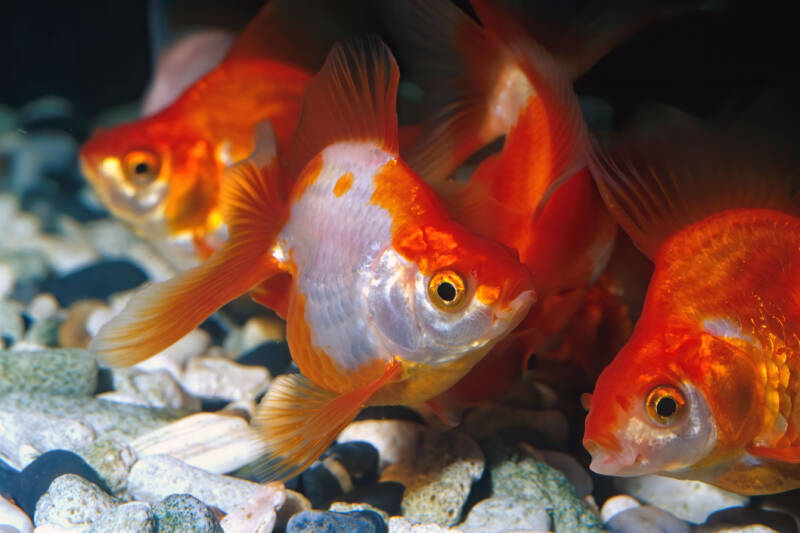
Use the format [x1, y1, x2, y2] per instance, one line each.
[289, 35, 400, 177]
[588, 104, 800, 259]
[90, 122, 288, 366]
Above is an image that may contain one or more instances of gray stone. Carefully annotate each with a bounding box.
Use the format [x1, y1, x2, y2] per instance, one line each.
[221, 482, 285, 533]
[181, 356, 270, 402]
[152, 494, 222, 533]
[127, 455, 260, 513]
[0, 392, 182, 466]
[607, 506, 690, 533]
[0, 349, 97, 396]
[111, 368, 201, 411]
[0, 301, 24, 348]
[399, 430, 484, 527]
[615, 475, 747, 523]
[78, 438, 137, 495]
[459, 496, 550, 532]
[23, 317, 63, 347]
[0, 251, 50, 282]
[526, 447, 593, 498]
[33, 474, 118, 529]
[491, 456, 604, 533]
[86, 502, 154, 533]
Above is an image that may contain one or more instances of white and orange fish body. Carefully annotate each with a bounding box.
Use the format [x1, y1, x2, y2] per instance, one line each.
[90, 37, 535, 480]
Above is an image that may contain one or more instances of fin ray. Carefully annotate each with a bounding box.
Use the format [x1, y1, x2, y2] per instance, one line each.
[748, 445, 800, 463]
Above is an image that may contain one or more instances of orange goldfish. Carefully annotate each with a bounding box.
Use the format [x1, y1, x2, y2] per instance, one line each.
[582, 108, 800, 494]
[388, 0, 618, 405]
[80, 0, 360, 261]
[89, 37, 535, 480]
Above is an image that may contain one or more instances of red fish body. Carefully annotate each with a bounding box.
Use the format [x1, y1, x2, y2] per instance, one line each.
[583, 109, 800, 494]
[390, 0, 617, 405]
[90, 37, 535, 481]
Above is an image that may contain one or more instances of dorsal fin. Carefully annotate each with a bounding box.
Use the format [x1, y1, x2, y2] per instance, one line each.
[588, 104, 800, 260]
[289, 36, 400, 178]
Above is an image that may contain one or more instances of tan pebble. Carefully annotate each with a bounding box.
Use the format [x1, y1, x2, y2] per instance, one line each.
[242, 315, 285, 348]
[58, 299, 106, 348]
[220, 482, 286, 533]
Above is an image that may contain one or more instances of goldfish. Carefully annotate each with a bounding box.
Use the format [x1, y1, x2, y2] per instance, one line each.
[387, 0, 618, 406]
[582, 107, 800, 494]
[89, 37, 535, 480]
[80, 0, 363, 261]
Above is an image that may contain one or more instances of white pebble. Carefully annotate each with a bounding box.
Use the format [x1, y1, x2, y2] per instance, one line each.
[0, 264, 15, 299]
[220, 482, 285, 533]
[134, 329, 211, 377]
[1, 495, 33, 533]
[602, 495, 641, 523]
[607, 505, 690, 533]
[26, 294, 60, 322]
[180, 356, 269, 402]
[337, 419, 424, 470]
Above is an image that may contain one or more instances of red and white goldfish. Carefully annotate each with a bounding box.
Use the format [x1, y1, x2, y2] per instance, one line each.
[80, 0, 361, 260]
[582, 108, 800, 494]
[89, 37, 535, 480]
[389, 0, 618, 405]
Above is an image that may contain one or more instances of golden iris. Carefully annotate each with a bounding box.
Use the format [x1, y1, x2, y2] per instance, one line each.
[122, 149, 160, 185]
[428, 270, 467, 311]
[645, 385, 685, 425]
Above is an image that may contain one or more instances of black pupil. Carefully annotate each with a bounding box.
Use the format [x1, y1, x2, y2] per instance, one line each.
[437, 281, 457, 302]
[134, 162, 150, 175]
[656, 396, 677, 417]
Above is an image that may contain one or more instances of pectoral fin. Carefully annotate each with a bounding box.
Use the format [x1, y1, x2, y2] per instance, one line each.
[253, 358, 402, 481]
[747, 445, 800, 463]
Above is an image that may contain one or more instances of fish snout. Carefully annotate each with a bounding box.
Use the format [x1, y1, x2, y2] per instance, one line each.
[584, 434, 640, 476]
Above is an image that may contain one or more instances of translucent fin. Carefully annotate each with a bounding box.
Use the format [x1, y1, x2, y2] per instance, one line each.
[587, 105, 800, 259]
[90, 124, 288, 367]
[747, 445, 800, 463]
[385, 0, 512, 185]
[289, 36, 400, 178]
[253, 359, 403, 481]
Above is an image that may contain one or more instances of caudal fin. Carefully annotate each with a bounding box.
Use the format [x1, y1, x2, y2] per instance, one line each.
[90, 122, 289, 367]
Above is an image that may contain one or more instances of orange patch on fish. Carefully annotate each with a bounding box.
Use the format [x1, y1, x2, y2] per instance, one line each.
[333, 172, 354, 197]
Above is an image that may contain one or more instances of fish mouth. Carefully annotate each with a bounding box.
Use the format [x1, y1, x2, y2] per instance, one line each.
[584, 437, 645, 476]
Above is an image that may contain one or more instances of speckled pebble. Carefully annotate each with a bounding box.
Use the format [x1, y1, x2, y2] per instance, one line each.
[387, 517, 463, 533]
[287, 510, 387, 533]
[0, 348, 97, 396]
[606, 505, 690, 533]
[14, 451, 110, 518]
[459, 496, 550, 533]
[180, 356, 269, 402]
[33, 474, 117, 530]
[151, 494, 222, 533]
[0, 301, 24, 347]
[524, 446, 593, 498]
[23, 317, 62, 347]
[491, 455, 603, 533]
[339, 420, 424, 471]
[601, 494, 641, 523]
[1, 495, 33, 533]
[76, 439, 136, 495]
[220, 482, 285, 533]
[127, 455, 260, 513]
[398, 430, 484, 527]
[615, 475, 748, 523]
[85, 502, 153, 533]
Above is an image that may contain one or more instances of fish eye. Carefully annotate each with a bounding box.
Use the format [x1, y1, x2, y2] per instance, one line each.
[645, 385, 686, 425]
[428, 270, 467, 311]
[122, 149, 160, 185]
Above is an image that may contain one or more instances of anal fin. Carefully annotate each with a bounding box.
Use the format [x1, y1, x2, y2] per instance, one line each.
[253, 358, 403, 481]
[747, 445, 800, 463]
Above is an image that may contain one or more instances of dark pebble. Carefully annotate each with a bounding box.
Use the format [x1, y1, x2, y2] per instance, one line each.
[287, 510, 387, 533]
[703, 506, 798, 533]
[0, 457, 18, 501]
[198, 314, 231, 347]
[44, 260, 148, 306]
[17, 96, 86, 137]
[7, 279, 45, 305]
[95, 366, 115, 394]
[201, 398, 230, 412]
[237, 341, 292, 376]
[301, 463, 344, 509]
[323, 442, 378, 486]
[13, 449, 111, 518]
[355, 406, 426, 425]
[336, 482, 405, 516]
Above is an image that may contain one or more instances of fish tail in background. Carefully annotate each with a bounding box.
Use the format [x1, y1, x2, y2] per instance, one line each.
[254, 360, 402, 481]
[384, 0, 513, 186]
[89, 122, 289, 367]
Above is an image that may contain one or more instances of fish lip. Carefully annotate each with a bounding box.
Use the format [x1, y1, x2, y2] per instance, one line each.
[584, 437, 642, 476]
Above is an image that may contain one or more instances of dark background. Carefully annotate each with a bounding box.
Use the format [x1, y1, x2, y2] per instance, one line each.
[0, 0, 797, 133]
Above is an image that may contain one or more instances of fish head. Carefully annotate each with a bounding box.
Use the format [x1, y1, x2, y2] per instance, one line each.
[582, 323, 746, 477]
[80, 118, 222, 243]
[367, 222, 535, 367]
